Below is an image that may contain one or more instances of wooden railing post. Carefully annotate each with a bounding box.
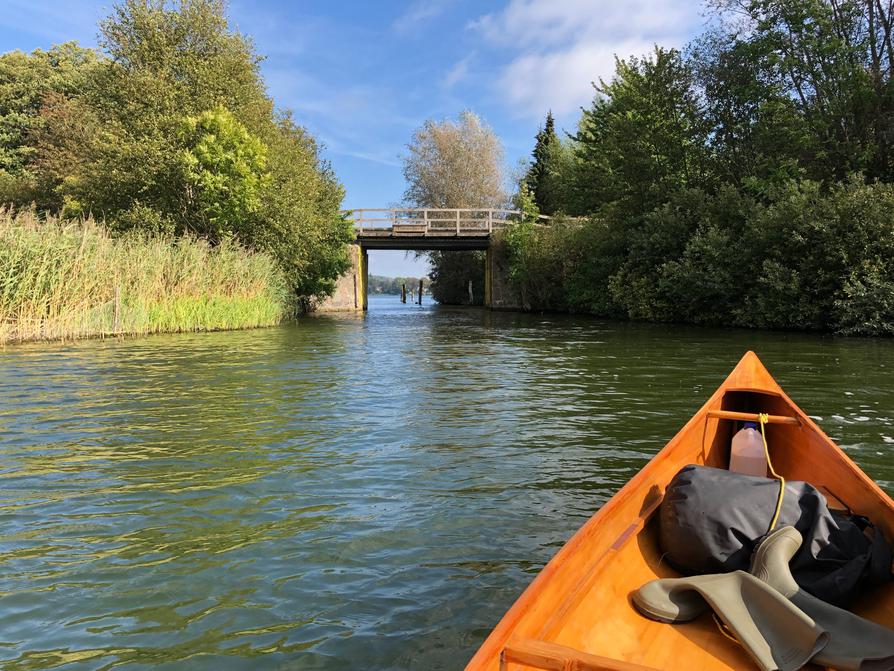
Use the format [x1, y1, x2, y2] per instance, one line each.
[456, 209, 460, 235]
[424, 209, 429, 236]
[487, 209, 493, 233]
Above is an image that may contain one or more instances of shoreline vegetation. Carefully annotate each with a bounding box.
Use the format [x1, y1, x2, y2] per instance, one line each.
[0, 209, 289, 344]
[367, 275, 428, 295]
[492, 0, 894, 337]
[393, 1, 894, 336]
[0, 0, 351, 345]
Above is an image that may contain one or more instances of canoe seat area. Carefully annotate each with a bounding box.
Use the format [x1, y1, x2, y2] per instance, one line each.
[501, 513, 894, 670]
[499, 518, 759, 671]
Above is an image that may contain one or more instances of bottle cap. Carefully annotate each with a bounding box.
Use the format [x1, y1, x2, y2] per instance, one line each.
[744, 421, 759, 430]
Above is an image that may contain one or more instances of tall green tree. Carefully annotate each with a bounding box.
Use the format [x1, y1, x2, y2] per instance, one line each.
[689, 31, 812, 190]
[179, 107, 269, 241]
[0, 43, 99, 206]
[714, 0, 894, 181]
[571, 46, 709, 216]
[525, 111, 569, 215]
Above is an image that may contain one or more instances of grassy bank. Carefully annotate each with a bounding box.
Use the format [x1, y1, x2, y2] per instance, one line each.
[0, 210, 290, 344]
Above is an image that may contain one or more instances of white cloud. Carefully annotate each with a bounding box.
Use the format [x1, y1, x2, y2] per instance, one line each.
[393, 0, 453, 33]
[443, 54, 473, 88]
[471, 0, 701, 119]
[499, 39, 651, 117]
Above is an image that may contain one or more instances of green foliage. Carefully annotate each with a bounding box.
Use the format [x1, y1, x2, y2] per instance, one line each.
[511, 181, 540, 223]
[525, 112, 571, 215]
[0, 208, 289, 343]
[506, 0, 894, 335]
[0, 43, 100, 205]
[179, 107, 269, 240]
[571, 47, 709, 216]
[0, 0, 350, 305]
[427, 251, 485, 305]
[505, 178, 894, 334]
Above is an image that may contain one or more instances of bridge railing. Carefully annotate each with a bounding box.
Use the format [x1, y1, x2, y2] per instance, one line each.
[344, 208, 546, 236]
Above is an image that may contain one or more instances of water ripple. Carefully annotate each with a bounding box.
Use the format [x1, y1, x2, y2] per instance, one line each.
[0, 296, 892, 669]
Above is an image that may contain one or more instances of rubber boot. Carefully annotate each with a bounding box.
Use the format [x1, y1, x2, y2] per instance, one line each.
[750, 526, 894, 671]
[632, 571, 827, 671]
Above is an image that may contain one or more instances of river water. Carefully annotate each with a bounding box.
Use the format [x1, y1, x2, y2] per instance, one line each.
[1, 294, 893, 670]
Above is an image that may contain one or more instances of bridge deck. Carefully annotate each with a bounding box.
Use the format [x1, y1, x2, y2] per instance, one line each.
[345, 208, 550, 250]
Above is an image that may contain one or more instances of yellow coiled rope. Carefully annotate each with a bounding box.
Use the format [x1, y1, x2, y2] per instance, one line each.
[759, 412, 786, 532]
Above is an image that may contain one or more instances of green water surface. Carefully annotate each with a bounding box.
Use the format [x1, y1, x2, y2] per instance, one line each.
[1, 294, 892, 670]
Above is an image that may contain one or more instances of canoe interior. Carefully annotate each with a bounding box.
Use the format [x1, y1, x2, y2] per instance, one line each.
[469, 353, 894, 671]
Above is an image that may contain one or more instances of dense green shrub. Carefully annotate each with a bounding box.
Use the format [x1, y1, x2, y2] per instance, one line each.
[504, 179, 894, 335]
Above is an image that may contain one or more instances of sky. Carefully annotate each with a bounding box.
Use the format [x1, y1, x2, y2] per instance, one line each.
[1, 0, 705, 276]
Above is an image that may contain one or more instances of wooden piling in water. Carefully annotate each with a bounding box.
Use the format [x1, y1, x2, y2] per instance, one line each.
[418, 279, 423, 305]
[401, 283, 406, 303]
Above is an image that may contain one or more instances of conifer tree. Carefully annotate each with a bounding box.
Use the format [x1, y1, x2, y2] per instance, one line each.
[525, 111, 566, 215]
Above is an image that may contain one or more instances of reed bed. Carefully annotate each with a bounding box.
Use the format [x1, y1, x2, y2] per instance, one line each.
[0, 209, 291, 344]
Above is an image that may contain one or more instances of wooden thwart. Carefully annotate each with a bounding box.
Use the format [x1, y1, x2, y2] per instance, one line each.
[706, 409, 799, 425]
[500, 640, 661, 671]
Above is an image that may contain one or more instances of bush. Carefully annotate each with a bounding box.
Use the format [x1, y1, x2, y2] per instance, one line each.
[502, 177, 894, 335]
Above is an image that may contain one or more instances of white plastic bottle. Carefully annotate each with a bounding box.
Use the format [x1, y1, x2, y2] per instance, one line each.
[729, 421, 768, 477]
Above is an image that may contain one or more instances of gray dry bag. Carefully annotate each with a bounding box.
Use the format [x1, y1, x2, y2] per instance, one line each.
[659, 465, 892, 606]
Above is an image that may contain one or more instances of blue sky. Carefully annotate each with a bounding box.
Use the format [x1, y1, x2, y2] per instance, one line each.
[1, 0, 704, 275]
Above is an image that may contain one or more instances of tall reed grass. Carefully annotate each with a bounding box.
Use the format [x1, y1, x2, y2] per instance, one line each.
[0, 209, 291, 344]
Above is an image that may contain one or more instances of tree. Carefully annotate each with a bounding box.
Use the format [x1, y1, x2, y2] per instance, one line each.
[689, 30, 812, 190]
[13, 0, 351, 305]
[525, 111, 569, 215]
[179, 106, 269, 241]
[711, 0, 894, 181]
[0, 43, 100, 206]
[572, 47, 709, 216]
[403, 110, 506, 209]
[402, 110, 506, 304]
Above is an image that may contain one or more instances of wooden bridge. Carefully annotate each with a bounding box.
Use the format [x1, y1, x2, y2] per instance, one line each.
[344, 208, 541, 250]
[322, 208, 545, 311]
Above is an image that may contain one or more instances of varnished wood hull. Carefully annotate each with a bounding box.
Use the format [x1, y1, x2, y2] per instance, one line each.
[466, 351, 894, 671]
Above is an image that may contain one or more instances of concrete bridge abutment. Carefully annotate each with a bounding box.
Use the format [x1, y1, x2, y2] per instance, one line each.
[317, 243, 368, 311]
[484, 241, 524, 311]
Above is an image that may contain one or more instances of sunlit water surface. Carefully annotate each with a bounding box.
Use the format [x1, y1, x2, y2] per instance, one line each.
[1, 295, 893, 670]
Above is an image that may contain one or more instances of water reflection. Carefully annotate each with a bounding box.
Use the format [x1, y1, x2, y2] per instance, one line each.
[0, 295, 892, 669]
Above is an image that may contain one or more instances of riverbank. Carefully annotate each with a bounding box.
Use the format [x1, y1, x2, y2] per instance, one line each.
[496, 178, 894, 336]
[0, 210, 290, 344]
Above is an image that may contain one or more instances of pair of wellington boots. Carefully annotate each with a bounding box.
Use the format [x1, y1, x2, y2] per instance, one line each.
[633, 526, 894, 671]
